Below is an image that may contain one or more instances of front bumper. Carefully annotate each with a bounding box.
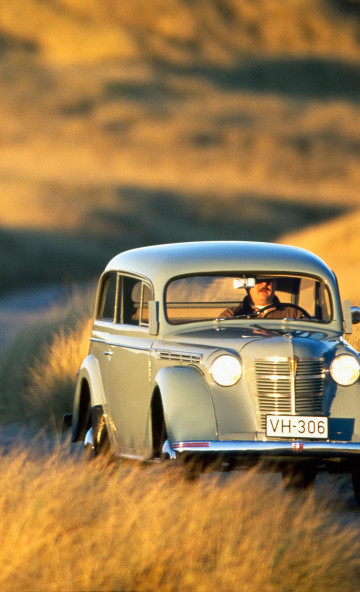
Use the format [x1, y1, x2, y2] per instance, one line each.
[163, 439, 360, 460]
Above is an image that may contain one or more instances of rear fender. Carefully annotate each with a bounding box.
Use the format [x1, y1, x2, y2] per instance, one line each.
[72, 355, 107, 442]
[155, 366, 217, 443]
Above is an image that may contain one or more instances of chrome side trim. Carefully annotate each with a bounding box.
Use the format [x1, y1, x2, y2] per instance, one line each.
[90, 339, 202, 359]
[90, 338, 150, 353]
[169, 440, 360, 457]
[107, 343, 151, 352]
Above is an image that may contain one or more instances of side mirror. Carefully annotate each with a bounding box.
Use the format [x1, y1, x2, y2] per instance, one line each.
[343, 301, 360, 334]
[149, 300, 159, 335]
[351, 306, 360, 325]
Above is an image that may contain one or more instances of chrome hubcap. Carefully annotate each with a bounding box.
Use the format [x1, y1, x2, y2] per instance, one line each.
[84, 427, 93, 450]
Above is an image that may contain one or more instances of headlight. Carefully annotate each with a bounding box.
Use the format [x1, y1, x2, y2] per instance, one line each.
[330, 354, 360, 386]
[210, 355, 242, 387]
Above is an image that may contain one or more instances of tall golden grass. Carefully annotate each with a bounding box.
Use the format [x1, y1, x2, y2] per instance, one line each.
[1, 4, 360, 590]
[0, 449, 359, 592]
[25, 318, 91, 427]
[281, 210, 360, 304]
[0, 286, 94, 428]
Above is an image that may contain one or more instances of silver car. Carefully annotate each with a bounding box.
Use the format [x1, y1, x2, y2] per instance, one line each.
[67, 241, 360, 499]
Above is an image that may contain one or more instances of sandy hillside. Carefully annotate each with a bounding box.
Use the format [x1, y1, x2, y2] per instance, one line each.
[0, 0, 360, 295]
[281, 209, 360, 303]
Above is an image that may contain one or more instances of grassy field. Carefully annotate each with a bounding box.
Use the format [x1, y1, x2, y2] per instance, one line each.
[1, 1, 360, 296]
[0, 285, 94, 428]
[281, 209, 360, 303]
[1, 301, 360, 592]
[2, 2, 360, 591]
[0, 449, 359, 592]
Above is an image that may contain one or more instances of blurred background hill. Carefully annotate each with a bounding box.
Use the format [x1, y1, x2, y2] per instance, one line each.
[1, 0, 360, 300]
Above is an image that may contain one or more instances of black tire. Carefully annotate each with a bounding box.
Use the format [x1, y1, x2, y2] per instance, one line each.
[151, 390, 168, 460]
[92, 410, 110, 456]
[83, 405, 110, 459]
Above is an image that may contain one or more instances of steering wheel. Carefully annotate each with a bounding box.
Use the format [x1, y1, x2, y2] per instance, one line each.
[255, 303, 311, 319]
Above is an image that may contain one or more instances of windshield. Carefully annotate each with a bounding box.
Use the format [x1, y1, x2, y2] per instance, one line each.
[165, 274, 332, 325]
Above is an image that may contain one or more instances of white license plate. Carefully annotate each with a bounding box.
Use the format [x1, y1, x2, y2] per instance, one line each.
[266, 415, 328, 439]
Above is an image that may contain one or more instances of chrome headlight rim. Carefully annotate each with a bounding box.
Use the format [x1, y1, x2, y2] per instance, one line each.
[210, 354, 242, 387]
[330, 354, 360, 386]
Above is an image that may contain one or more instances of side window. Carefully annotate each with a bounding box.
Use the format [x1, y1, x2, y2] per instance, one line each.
[317, 282, 331, 321]
[97, 272, 118, 321]
[141, 284, 151, 326]
[297, 278, 314, 313]
[120, 276, 152, 326]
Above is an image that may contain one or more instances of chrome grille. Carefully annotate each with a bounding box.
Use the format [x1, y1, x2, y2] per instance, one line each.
[255, 358, 325, 430]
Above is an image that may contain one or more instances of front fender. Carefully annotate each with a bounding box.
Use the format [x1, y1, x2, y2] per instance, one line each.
[155, 366, 217, 443]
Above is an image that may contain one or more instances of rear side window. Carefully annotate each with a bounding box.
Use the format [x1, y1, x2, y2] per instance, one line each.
[97, 272, 118, 321]
[97, 272, 153, 326]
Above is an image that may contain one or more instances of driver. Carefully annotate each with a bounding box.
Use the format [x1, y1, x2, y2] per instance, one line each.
[220, 278, 303, 319]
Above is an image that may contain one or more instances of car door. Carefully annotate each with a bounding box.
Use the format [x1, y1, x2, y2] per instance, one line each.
[90, 269, 119, 410]
[103, 274, 154, 458]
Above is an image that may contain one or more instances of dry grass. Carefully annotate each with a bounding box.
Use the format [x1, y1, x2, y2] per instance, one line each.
[281, 210, 360, 303]
[0, 450, 359, 592]
[1, 4, 360, 591]
[348, 322, 360, 351]
[0, 286, 94, 428]
[3, 0, 360, 65]
[1, 1, 360, 295]
[25, 318, 91, 427]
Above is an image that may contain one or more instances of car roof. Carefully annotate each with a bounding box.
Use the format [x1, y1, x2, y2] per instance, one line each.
[104, 241, 335, 288]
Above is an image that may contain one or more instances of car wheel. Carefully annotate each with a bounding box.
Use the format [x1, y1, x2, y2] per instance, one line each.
[83, 406, 110, 459]
[351, 468, 360, 506]
[281, 463, 317, 490]
[83, 426, 95, 458]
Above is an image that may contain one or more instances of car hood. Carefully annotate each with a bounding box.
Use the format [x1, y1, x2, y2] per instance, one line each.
[164, 324, 343, 358]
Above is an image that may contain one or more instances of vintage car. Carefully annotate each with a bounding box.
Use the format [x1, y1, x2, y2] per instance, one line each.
[66, 241, 360, 499]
